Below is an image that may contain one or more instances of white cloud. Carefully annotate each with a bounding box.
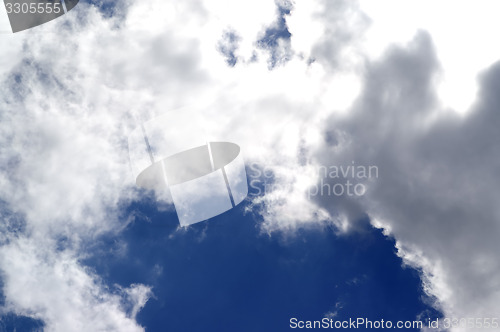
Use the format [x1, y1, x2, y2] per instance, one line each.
[0, 237, 152, 332]
[1, 0, 500, 331]
[0, 0, 324, 329]
[359, 0, 500, 114]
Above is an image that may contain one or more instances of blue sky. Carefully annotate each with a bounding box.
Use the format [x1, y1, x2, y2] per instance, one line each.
[0, 176, 442, 331]
[80, 184, 441, 332]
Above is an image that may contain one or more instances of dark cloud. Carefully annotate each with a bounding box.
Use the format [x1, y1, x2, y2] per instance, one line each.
[313, 30, 440, 229]
[314, 29, 500, 317]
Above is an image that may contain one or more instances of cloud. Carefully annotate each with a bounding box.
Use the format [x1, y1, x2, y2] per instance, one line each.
[313, 30, 500, 329]
[1, 0, 500, 330]
[0, 237, 152, 332]
[0, 3, 158, 330]
[358, 0, 500, 114]
[0, 0, 338, 329]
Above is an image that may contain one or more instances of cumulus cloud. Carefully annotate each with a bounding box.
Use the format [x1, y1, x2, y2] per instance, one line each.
[0, 238, 152, 331]
[312, 29, 500, 331]
[0, 0, 338, 329]
[0, 2, 158, 330]
[1, 0, 500, 331]
[238, 2, 500, 329]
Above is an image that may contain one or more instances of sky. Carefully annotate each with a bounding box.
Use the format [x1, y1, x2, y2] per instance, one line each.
[0, 0, 500, 331]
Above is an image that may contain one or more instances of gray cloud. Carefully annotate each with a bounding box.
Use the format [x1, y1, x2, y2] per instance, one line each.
[1, 0, 499, 330]
[314, 30, 500, 323]
[308, 0, 370, 70]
